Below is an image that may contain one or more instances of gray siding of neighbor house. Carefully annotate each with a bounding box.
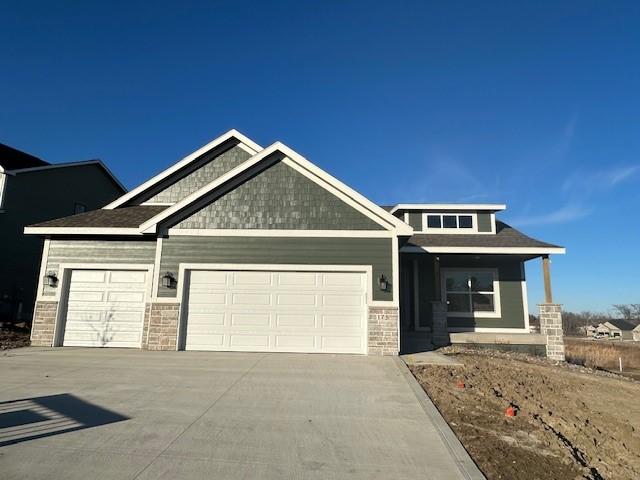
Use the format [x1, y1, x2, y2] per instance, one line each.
[407, 212, 422, 231]
[477, 212, 493, 232]
[0, 165, 124, 320]
[400, 254, 526, 330]
[173, 160, 384, 230]
[158, 236, 393, 301]
[42, 239, 157, 296]
[143, 145, 253, 205]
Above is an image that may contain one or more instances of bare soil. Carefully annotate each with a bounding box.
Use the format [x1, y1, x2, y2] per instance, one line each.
[410, 347, 640, 480]
[0, 328, 30, 350]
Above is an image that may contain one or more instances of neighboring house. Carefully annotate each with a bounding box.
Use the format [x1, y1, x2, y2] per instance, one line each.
[25, 130, 565, 355]
[633, 325, 640, 342]
[597, 320, 636, 340]
[0, 143, 125, 322]
[585, 325, 598, 337]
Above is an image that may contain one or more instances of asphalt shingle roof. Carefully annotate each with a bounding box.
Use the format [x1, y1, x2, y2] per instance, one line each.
[407, 221, 563, 250]
[607, 319, 637, 331]
[29, 205, 168, 228]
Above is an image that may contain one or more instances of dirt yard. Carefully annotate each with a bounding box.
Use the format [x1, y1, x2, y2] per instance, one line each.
[0, 328, 30, 350]
[410, 347, 640, 480]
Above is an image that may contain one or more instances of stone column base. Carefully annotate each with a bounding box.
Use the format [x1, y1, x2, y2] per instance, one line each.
[31, 301, 58, 347]
[539, 303, 565, 361]
[143, 303, 180, 351]
[368, 306, 399, 355]
[431, 301, 450, 347]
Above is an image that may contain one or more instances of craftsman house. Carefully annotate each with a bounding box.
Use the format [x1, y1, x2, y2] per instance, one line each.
[25, 130, 565, 358]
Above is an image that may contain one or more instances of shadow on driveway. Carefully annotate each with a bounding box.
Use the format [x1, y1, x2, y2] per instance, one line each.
[0, 393, 128, 447]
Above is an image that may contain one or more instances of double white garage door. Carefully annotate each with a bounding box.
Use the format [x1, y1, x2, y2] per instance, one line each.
[62, 268, 368, 354]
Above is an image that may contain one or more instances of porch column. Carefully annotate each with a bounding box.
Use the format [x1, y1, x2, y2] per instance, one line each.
[539, 256, 565, 361]
[431, 256, 449, 346]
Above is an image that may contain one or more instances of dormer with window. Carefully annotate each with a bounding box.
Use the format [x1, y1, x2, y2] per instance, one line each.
[389, 204, 505, 234]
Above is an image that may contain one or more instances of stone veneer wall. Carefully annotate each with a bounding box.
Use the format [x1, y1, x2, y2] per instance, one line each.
[31, 301, 59, 346]
[539, 303, 565, 361]
[368, 306, 399, 355]
[144, 303, 180, 351]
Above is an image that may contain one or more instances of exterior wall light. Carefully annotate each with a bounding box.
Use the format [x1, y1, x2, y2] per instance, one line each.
[378, 274, 389, 292]
[44, 272, 58, 287]
[161, 272, 176, 289]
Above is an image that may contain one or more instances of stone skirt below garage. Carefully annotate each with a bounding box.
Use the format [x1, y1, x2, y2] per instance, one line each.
[30, 301, 399, 355]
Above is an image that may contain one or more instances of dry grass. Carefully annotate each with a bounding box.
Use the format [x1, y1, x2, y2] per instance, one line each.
[565, 338, 640, 371]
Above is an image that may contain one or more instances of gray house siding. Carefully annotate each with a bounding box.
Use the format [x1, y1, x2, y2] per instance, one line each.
[158, 236, 393, 301]
[400, 254, 526, 330]
[173, 160, 384, 230]
[137, 144, 252, 205]
[42, 239, 157, 296]
[407, 212, 422, 231]
[477, 212, 492, 232]
[0, 165, 124, 320]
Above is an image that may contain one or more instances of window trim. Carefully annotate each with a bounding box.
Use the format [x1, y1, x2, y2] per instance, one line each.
[441, 268, 501, 318]
[0, 173, 7, 211]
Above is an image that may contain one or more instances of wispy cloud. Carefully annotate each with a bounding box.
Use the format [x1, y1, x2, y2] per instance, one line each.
[562, 165, 640, 193]
[509, 203, 591, 227]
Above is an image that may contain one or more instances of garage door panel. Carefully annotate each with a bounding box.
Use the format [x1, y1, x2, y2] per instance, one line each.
[190, 270, 227, 285]
[321, 294, 363, 307]
[230, 334, 270, 348]
[109, 270, 147, 284]
[277, 293, 316, 306]
[277, 272, 317, 286]
[184, 269, 367, 354]
[71, 270, 107, 283]
[232, 293, 271, 306]
[231, 313, 271, 327]
[275, 335, 315, 348]
[277, 313, 316, 328]
[62, 269, 147, 348]
[232, 271, 273, 286]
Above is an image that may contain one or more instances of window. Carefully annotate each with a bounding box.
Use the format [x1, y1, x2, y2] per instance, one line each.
[74, 203, 86, 214]
[426, 215, 441, 228]
[425, 213, 475, 231]
[442, 269, 500, 317]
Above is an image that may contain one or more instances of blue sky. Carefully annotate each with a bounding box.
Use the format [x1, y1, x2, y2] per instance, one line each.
[1, 1, 639, 313]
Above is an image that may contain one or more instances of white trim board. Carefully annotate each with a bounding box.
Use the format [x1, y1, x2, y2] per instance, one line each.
[24, 227, 143, 236]
[166, 229, 395, 238]
[104, 129, 263, 210]
[401, 245, 566, 255]
[390, 204, 506, 214]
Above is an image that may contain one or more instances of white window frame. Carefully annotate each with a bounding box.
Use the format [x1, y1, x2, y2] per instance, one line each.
[441, 268, 501, 318]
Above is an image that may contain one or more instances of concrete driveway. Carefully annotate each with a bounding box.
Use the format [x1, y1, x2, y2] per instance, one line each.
[0, 348, 482, 479]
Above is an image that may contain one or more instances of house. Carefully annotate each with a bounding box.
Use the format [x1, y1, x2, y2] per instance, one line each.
[585, 325, 598, 336]
[0, 143, 125, 323]
[633, 325, 640, 342]
[25, 130, 565, 356]
[597, 320, 636, 340]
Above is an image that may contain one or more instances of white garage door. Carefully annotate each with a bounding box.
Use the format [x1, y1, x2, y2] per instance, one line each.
[62, 269, 148, 348]
[184, 269, 367, 354]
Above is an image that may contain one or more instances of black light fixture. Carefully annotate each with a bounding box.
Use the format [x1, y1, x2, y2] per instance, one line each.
[44, 271, 58, 287]
[378, 274, 389, 292]
[161, 272, 176, 289]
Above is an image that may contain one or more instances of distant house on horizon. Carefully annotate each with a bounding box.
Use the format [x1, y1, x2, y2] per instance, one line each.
[0, 143, 125, 323]
[633, 324, 640, 342]
[595, 319, 636, 340]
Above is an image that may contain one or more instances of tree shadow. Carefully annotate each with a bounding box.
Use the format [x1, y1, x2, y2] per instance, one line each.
[0, 393, 129, 447]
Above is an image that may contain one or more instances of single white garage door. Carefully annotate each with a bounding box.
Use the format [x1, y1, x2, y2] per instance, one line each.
[62, 269, 148, 348]
[184, 269, 367, 354]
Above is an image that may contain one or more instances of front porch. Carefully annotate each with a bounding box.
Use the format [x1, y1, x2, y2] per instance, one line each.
[399, 253, 564, 360]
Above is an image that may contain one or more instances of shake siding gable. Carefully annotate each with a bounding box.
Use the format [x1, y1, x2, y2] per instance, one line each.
[172, 160, 384, 230]
[141, 144, 253, 205]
